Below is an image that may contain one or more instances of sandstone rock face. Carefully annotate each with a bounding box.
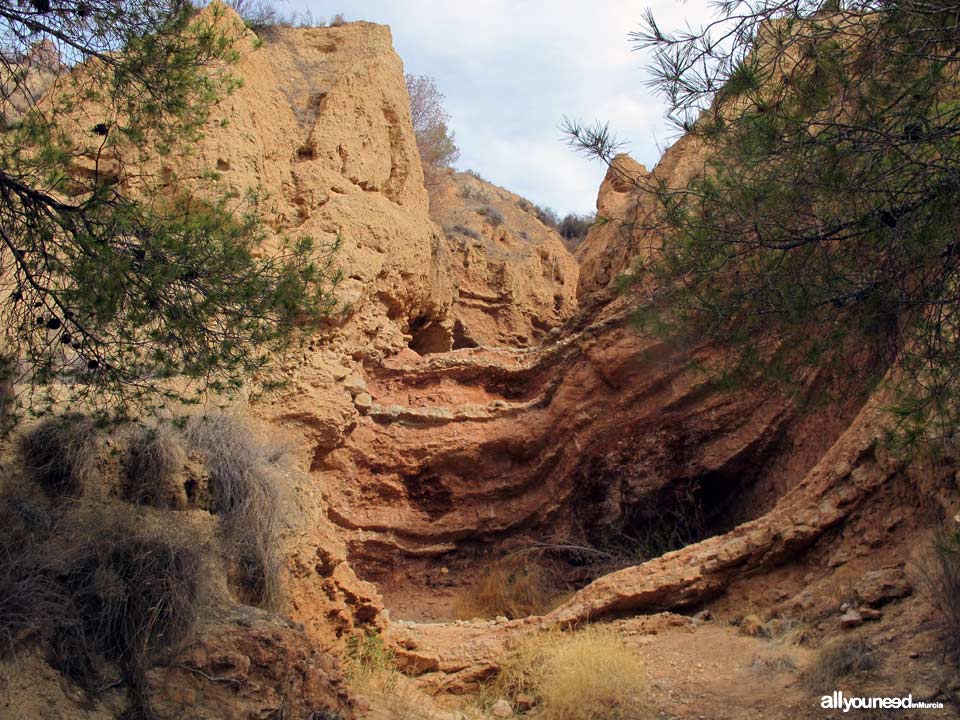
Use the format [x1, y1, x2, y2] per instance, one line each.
[163, 16, 455, 365]
[150, 607, 352, 720]
[575, 135, 705, 299]
[316, 296, 865, 579]
[428, 170, 579, 348]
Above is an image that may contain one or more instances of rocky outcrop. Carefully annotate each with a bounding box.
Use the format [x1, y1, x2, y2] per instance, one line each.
[314, 296, 867, 580]
[428, 169, 579, 348]
[575, 135, 705, 299]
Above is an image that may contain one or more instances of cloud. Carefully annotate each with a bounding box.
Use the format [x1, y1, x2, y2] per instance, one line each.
[289, 0, 714, 213]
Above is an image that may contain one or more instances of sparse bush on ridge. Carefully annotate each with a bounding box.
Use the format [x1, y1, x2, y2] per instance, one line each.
[459, 184, 493, 203]
[186, 412, 291, 610]
[534, 204, 559, 228]
[406, 74, 460, 180]
[493, 625, 648, 720]
[448, 224, 481, 241]
[476, 206, 505, 227]
[224, 0, 336, 30]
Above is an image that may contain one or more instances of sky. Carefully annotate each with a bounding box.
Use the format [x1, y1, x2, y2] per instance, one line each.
[287, 1, 715, 214]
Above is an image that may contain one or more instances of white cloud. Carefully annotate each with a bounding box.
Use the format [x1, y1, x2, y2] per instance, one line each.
[289, 0, 715, 213]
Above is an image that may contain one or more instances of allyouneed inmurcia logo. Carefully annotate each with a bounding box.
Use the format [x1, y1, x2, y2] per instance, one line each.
[821, 691, 944, 712]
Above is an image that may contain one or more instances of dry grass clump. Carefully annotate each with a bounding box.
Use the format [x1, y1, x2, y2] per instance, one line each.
[0, 493, 61, 658]
[493, 625, 648, 720]
[344, 629, 421, 720]
[0, 490, 205, 719]
[186, 412, 291, 610]
[49, 519, 203, 720]
[123, 425, 189, 509]
[454, 557, 564, 620]
[0, 354, 14, 436]
[19, 417, 100, 496]
[801, 635, 877, 692]
[919, 523, 960, 665]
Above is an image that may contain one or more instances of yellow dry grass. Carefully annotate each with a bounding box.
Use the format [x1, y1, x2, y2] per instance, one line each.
[343, 629, 423, 720]
[453, 557, 566, 620]
[492, 625, 650, 720]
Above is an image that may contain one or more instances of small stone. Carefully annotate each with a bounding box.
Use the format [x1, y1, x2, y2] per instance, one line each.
[440, 567, 449, 574]
[515, 694, 535, 711]
[859, 607, 882, 621]
[840, 602, 850, 612]
[328, 363, 350, 381]
[491, 699, 513, 718]
[343, 374, 366, 396]
[854, 567, 912, 607]
[495, 615, 509, 624]
[840, 610, 863, 628]
[692, 610, 712, 625]
[354, 392, 373, 411]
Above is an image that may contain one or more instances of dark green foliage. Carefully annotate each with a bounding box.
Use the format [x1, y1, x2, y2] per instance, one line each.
[0, 0, 341, 430]
[566, 1, 960, 448]
[556, 212, 594, 249]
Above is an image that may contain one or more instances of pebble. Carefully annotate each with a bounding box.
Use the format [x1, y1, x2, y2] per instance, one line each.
[839, 609, 863, 628]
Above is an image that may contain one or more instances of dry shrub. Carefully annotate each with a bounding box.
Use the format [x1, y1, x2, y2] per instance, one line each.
[918, 524, 960, 664]
[0, 493, 61, 658]
[801, 636, 877, 692]
[0, 353, 14, 437]
[476, 205, 504, 227]
[0, 492, 204, 719]
[124, 426, 189, 509]
[494, 625, 648, 720]
[344, 629, 421, 720]
[49, 517, 203, 718]
[186, 412, 290, 610]
[454, 557, 564, 620]
[19, 417, 100, 496]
